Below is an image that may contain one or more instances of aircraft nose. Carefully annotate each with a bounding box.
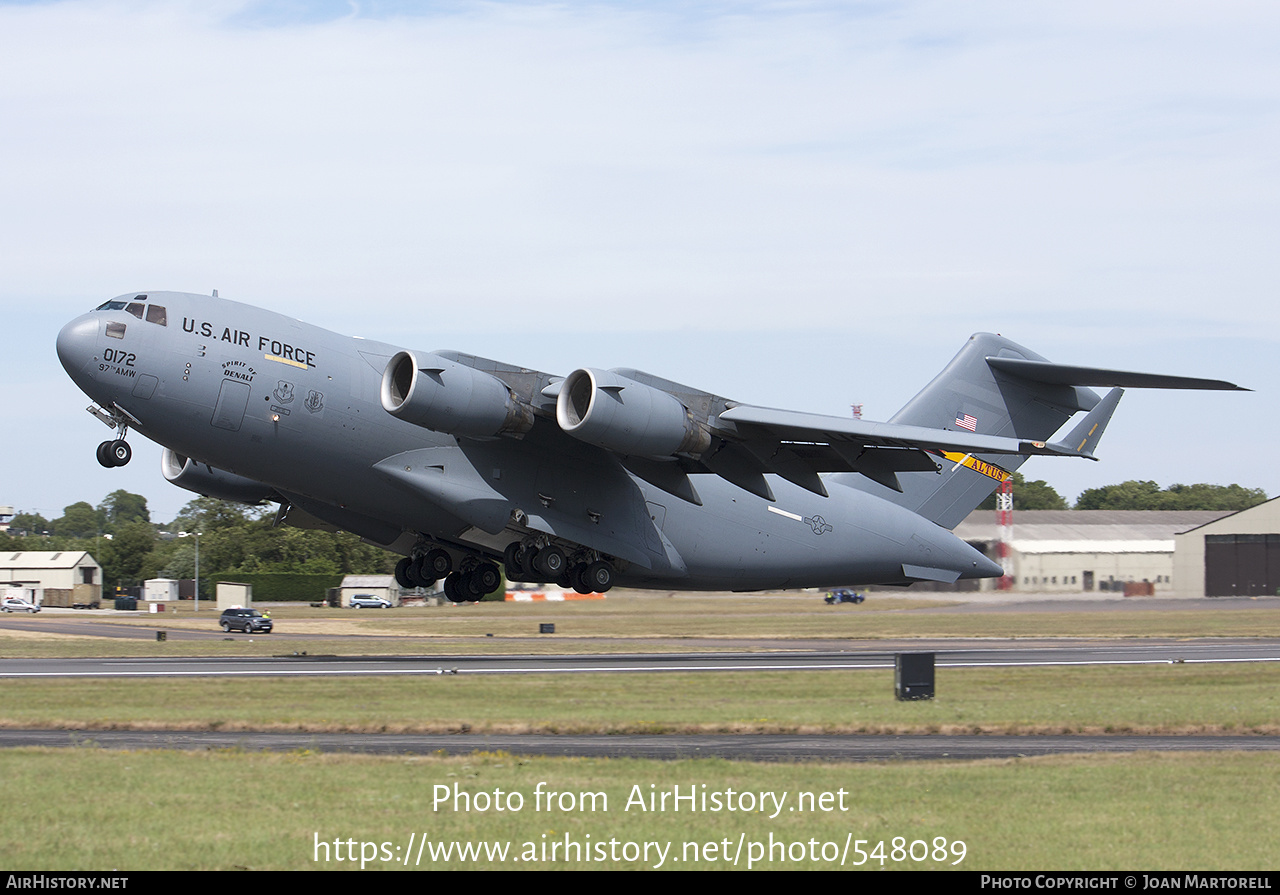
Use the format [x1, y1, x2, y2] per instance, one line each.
[56, 314, 99, 380]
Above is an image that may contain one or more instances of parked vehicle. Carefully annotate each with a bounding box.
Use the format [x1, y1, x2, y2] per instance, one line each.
[219, 607, 273, 633]
[1, 597, 40, 614]
[350, 594, 393, 609]
[823, 588, 865, 605]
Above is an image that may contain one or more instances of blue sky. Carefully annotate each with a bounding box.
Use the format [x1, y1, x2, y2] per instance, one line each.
[3, 0, 1276, 522]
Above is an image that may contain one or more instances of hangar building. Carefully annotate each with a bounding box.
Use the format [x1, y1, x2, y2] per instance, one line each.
[954, 510, 1230, 593]
[0, 551, 103, 606]
[1173, 498, 1280, 597]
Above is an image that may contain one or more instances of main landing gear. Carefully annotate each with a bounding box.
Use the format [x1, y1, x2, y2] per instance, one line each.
[395, 548, 503, 604]
[502, 541, 616, 594]
[394, 537, 618, 604]
[87, 403, 139, 468]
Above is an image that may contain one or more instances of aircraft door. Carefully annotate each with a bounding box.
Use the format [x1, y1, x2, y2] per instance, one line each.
[211, 379, 250, 431]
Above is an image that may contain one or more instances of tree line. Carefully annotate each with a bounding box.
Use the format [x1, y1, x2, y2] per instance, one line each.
[978, 474, 1268, 512]
[4, 478, 1269, 588]
[1, 491, 395, 589]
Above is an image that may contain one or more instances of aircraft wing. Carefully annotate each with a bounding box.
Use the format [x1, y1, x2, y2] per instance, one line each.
[703, 404, 1086, 498]
[379, 346, 1244, 505]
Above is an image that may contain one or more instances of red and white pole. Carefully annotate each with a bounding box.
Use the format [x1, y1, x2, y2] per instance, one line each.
[996, 477, 1013, 590]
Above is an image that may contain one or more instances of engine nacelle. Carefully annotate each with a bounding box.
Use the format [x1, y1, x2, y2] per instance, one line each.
[161, 449, 275, 504]
[381, 350, 534, 438]
[556, 368, 711, 458]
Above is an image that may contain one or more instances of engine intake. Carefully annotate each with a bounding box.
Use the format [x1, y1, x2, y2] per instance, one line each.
[381, 351, 533, 438]
[161, 449, 275, 504]
[556, 368, 710, 458]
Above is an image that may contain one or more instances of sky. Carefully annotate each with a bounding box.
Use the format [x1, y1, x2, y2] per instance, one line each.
[3, 0, 1277, 524]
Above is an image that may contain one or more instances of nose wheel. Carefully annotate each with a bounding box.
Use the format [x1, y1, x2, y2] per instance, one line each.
[86, 402, 140, 468]
[96, 439, 132, 468]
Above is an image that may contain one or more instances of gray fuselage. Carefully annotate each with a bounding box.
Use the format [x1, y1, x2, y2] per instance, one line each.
[56, 292, 1001, 590]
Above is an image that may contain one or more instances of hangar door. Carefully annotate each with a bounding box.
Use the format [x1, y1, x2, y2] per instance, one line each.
[1205, 534, 1280, 597]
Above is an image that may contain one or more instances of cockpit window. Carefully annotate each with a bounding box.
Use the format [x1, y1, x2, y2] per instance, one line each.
[93, 298, 166, 326]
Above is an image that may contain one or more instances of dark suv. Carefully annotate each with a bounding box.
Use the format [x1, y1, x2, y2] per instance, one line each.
[219, 607, 273, 634]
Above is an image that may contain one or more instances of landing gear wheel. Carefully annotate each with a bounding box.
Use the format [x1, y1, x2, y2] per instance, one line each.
[463, 570, 486, 600]
[108, 440, 132, 466]
[394, 557, 415, 589]
[518, 547, 539, 579]
[443, 574, 466, 604]
[474, 562, 501, 596]
[503, 542, 522, 571]
[534, 546, 566, 579]
[571, 564, 594, 595]
[411, 556, 438, 588]
[425, 548, 452, 578]
[582, 560, 615, 593]
[96, 441, 115, 468]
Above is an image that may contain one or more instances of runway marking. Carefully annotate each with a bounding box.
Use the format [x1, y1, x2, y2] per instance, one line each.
[5, 655, 1280, 678]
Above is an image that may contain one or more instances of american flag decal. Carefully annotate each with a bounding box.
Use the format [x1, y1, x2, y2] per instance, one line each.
[955, 412, 977, 431]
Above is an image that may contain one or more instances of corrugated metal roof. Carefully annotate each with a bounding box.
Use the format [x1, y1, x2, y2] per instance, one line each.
[0, 551, 98, 570]
[956, 510, 1230, 544]
[1013, 540, 1174, 554]
[340, 575, 395, 588]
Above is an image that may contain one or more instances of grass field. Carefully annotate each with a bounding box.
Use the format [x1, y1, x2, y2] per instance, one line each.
[2, 594, 1279, 870]
[2, 749, 1276, 870]
[2, 664, 1279, 734]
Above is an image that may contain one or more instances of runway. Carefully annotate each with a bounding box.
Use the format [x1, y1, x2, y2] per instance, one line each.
[2, 728, 1278, 761]
[3, 638, 1279, 678]
[5, 606, 1279, 762]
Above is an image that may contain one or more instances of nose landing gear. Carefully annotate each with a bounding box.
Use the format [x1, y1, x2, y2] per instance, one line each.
[87, 403, 140, 468]
[96, 439, 132, 468]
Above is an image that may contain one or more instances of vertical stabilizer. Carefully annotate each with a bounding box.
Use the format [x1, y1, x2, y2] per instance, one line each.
[835, 334, 1101, 529]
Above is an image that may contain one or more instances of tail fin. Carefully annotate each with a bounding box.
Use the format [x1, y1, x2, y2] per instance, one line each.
[839, 333, 1242, 529]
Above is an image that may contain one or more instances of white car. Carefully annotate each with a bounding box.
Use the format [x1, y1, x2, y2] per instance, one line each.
[2, 597, 41, 613]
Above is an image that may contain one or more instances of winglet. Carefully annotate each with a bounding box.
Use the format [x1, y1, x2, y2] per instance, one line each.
[1047, 387, 1123, 460]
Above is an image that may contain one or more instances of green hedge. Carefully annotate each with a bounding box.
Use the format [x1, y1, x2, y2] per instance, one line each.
[205, 572, 344, 602]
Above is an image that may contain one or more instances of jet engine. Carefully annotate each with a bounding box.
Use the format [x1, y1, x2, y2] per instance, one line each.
[381, 351, 534, 438]
[161, 449, 275, 504]
[556, 368, 711, 458]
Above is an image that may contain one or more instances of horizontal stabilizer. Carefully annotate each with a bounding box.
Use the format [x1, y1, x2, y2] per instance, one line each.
[987, 357, 1247, 391]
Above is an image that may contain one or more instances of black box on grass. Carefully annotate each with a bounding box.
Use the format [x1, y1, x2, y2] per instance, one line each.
[895, 652, 935, 700]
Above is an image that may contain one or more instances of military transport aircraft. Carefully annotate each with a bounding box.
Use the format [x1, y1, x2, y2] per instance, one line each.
[56, 292, 1244, 601]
